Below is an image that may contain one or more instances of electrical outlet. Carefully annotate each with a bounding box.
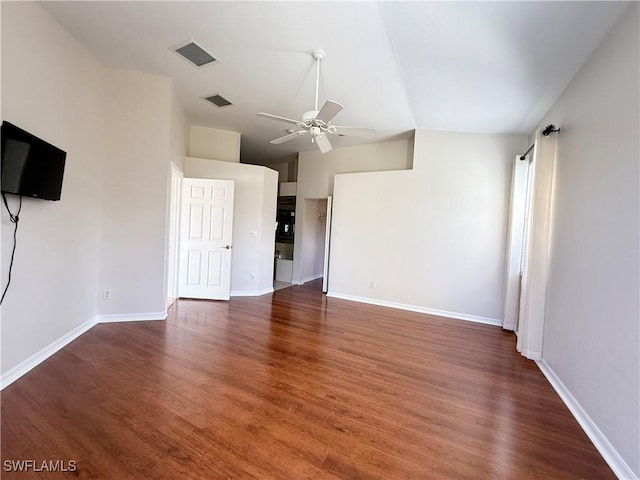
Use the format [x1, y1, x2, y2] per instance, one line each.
[369, 281, 376, 289]
[103, 289, 112, 299]
[250, 230, 258, 238]
[250, 273, 256, 281]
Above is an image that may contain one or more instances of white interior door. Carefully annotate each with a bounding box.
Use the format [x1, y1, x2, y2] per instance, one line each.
[322, 196, 332, 293]
[179, 178, 234, 300]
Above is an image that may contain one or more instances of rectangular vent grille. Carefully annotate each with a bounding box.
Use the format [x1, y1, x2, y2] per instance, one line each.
[172, 41, 217, 68]
[204, 94, 232, 107]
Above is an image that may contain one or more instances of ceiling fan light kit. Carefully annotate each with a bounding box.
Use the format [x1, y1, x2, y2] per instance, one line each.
[257, 49, 375, 154]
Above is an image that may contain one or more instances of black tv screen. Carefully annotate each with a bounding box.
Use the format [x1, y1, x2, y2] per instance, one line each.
[1, 121, 67, 201]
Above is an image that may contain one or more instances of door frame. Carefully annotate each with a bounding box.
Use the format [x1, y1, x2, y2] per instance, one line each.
[167, 163, 183, 300]
[322, 196, 333, 293]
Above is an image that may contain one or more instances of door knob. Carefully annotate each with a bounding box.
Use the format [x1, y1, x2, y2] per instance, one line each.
[223, 245, 232, 250]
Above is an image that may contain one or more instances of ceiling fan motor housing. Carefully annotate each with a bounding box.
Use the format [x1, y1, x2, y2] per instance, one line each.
[302, 110, 319, 122]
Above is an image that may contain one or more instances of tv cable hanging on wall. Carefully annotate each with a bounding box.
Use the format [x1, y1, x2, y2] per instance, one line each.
[1, 193, 22, 305]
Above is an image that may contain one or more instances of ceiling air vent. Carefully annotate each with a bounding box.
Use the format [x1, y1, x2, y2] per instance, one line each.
[203, 94, 233, 108]
[171, 40, 218, 68]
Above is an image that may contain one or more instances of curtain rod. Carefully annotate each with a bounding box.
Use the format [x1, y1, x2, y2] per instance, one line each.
[520, 143, 535, 161]
[519, 124, 561, 161]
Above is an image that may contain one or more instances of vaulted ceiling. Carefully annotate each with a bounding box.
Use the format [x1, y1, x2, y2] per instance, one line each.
[41, 1, 630, 164]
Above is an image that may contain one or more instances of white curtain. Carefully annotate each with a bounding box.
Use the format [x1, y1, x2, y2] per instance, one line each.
[516, 129, 558, 360]
[502, 155, 531, 331]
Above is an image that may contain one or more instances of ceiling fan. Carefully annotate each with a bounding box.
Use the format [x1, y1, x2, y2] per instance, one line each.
[257, 49, 375, 154]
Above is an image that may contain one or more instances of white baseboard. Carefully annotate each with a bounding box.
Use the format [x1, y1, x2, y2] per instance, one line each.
[502, 320, 516, 331]
[326, 291, 502, 327]
[518, 347, 542, 360]
[1, 316, 98, 390]
[1, 309, 168, 390]
[536, 360, 638, 480]
[97, 310, 167, 323]
[230, 287, 274, 297]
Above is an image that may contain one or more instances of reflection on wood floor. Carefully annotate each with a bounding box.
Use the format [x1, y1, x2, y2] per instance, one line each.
[274, 280, 293, 291]
[0, 279, 614, 479]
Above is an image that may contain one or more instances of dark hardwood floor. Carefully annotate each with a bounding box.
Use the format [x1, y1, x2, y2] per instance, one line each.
[1, 280, 614, 479]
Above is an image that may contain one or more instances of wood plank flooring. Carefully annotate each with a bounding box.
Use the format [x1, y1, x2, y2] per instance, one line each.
[1, 280, 614, 479]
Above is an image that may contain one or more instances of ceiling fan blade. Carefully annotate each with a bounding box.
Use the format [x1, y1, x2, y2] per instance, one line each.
[315, 133, 332, 154]
[315, 100, 343, 123]
[331, 126, 376, 138]
[257, 112, 304, 127]
[270, 130, 307, 145]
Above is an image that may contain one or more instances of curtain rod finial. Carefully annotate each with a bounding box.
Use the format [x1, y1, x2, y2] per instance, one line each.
[542, 124, 560, 136]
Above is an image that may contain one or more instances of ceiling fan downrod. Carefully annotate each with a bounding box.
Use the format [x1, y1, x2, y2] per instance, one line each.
[312, 49, 325, 112]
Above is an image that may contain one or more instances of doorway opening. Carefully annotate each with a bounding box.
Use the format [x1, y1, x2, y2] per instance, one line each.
[300, 198, 329, 286]
[275, 195, 296, 291]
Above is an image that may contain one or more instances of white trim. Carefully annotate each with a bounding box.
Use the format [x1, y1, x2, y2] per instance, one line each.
[97, 311, 167, 323]
[322, 195, 333, 293]
[230, 287, 274, 297]
[1, 316, 98, 390]
[536, 360, 638, 480]
[171, 162, 184, 178]
[166, 162, 184, 300]
[302, 274, 323, 283]
[517, 346, 542, 360]
[1, 310, 169, 390]
[326, 292, 502, 327]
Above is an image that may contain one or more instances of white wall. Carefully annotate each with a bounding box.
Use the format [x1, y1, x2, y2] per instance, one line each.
[293, 140, 412, 283]
[165, 88, 188, 298]
[189, 125, 241, 163]
[296, 140, 413, 199]
[269, 162, 289, 183]
[98, 69, 172, 317]
[538, 4, 639, 477]
[1, 1, 105, 375]
[184, 157, 277, 295]
[169, 89, 188, 173]
[328, 131, 526, 323]
[1, 2, 189, 380]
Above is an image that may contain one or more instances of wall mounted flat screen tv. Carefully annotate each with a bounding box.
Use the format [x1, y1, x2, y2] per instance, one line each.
[1, 121, 67, 201]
